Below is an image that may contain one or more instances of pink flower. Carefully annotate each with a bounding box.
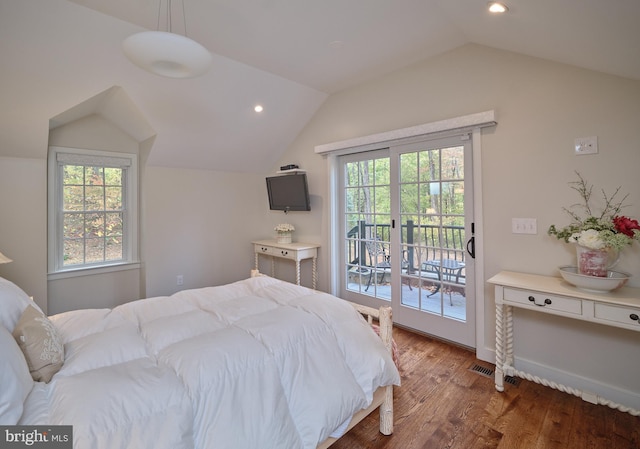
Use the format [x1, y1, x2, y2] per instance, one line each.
[613, 216, 640, 238]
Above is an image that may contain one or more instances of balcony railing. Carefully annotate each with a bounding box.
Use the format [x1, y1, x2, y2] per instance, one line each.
[347, 220, 466, 276]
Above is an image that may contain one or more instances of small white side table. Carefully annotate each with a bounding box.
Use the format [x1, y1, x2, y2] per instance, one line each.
[252, 239, 320, 289]
[488, 270, 640, 416]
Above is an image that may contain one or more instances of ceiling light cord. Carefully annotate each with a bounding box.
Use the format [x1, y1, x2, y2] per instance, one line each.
[156, 0, 188, 36]
[181, 0, 188, 38]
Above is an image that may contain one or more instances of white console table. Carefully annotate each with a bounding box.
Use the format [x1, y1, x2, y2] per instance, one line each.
[253, 239, 320, 289]
[488, 271, 640, 416]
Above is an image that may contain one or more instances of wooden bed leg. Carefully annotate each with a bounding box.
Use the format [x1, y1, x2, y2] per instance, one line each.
[378, 306, 394, 435]
[380, 385, 394, 435]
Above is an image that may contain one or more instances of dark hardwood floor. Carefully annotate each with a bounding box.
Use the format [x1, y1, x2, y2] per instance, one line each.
[332, 326, 640, 449]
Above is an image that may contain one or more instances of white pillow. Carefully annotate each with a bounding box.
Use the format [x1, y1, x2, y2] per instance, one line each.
[0, 324, 34, 424]
[0, 277, 42, 331]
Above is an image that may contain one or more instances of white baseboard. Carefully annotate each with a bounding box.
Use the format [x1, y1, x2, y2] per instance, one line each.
[475, 345, 495, 365]
[514, 356, 640, 412]
[474, 348, 639, 412]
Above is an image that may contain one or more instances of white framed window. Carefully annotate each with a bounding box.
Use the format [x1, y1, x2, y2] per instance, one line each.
[48, 146, 139, 276]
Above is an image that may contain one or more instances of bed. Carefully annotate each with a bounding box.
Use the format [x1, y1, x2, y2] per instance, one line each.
[0, 272, 400, 448]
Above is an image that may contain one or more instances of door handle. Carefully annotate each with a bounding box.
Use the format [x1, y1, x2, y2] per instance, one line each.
[466, 222, 476, 259]
[466, 236, 475, 259]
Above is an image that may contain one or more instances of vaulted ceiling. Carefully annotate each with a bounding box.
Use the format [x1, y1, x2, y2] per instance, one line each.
[2, 0, 639, 172]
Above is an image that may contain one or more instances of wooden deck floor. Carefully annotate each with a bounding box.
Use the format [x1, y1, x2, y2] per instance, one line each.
[331, 326, 640, 449]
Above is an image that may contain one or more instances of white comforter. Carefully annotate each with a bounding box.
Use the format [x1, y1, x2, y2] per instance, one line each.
[19, 276, 400, 449]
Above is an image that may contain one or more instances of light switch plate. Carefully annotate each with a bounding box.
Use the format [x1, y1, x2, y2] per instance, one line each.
[575, 136, 598, 155]
[512, 218, 537, 234]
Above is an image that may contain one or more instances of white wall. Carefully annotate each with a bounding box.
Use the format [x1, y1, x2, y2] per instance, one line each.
[47, 114, 144, 315]
[274, 44, 640, 407]
[0, 157, 47, 309]
[0, 158, 270, 313]
[143, 166, 267, 297]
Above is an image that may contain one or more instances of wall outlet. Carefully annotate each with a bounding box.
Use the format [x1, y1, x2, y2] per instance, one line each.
[512, 218, 537, 234]
[177, 275, 184, 286]
[575, 136, 598, 155]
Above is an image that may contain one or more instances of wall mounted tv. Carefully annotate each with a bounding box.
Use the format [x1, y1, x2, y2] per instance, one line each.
[266, 173, 311, 212]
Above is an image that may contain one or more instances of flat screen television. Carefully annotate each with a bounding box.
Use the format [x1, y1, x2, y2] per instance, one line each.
[266, 173, 311, 212]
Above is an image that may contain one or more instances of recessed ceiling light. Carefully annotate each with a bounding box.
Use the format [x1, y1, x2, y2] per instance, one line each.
[488, 2, 508, 13]
[254, 105, 264, 113]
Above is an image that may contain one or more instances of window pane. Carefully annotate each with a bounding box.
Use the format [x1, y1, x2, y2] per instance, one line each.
[345, 213, 360, 234]
[104, 167, 122, 186]
[400, 152, 417, 183]
[85, 238, 104, 264]
[419, 150, 440, 183]
[374, 158, 390, 184]
[85, 186, 104, 211]
[63, 186, 84, 211]
[400, 184, 418, 214]
[105, 187, 122, 210]
[106, 237, 123, 261]
[85, 166, 104, 185]
[441, 146, 463, 180]
[345, 162, 359, 187]
[84, 213, 104, 238]
[63, 165, 84, 185]
[359, 160, 374, 186]
[373, 185, 390, 212]
[345, 188, 359, 213]
[441, 181, 464, 215]
[63, 239, 83, 266]
[105, 212, 123, 237]
[63, 213, 83, 238]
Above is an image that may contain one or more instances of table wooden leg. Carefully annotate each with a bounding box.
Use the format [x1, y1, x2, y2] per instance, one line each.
[312, 257, 317, 289]
[495, 301, 505, 392]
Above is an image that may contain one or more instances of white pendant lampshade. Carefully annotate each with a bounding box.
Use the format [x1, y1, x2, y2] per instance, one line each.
[123, 31, 212, 78]
[0, 251, 12, 264]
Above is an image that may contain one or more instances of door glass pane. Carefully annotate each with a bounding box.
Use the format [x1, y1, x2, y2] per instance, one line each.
[345, 156, 391, 301]
[399, 145, 466, 321]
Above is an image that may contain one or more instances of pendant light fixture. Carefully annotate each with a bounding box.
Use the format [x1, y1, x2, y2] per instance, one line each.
[123, 0, 212, 78]
[487, 2, 509, 13]
[0, 251, 12, 264]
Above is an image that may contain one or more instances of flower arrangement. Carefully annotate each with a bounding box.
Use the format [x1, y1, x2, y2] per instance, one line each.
[548, 173, 640, 251]
[274, 223, 295, 234]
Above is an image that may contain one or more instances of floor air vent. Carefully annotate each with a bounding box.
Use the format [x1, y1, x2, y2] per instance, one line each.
[504, 376, 520, 386]
[469, 363, 494, 377]
[468, 363, 521, 387]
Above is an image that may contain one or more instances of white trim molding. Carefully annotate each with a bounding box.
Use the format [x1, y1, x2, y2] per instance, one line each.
[321, 110, 497, 353]
[315, 110, 496, 155]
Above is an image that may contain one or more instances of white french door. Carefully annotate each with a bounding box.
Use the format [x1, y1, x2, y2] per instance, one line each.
[339, 135, 476, 347]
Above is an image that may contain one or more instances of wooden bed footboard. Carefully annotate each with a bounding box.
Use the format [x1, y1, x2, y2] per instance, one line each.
[250, 270, 395, 445]
[318, 303, 394, 449]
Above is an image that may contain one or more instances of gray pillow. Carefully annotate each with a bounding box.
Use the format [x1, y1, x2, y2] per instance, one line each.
[13, 305, 64, 383]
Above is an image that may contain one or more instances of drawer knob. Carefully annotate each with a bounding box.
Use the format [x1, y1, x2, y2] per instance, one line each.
[630, 314, 639, 322]
[528, 295, 551, 307]
[281, 250, 288, 256]
[261, 247, 268, 252]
